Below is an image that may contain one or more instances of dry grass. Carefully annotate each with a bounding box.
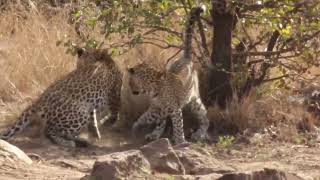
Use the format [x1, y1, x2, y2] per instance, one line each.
[207, 90, 318, 143]
[0, 2, 318, 143]
[207, 93, 260, 135]
[0, 4, 77, 125]
[0, 3, 181, 129]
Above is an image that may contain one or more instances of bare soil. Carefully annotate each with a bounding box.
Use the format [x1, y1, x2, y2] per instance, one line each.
[0, 127, 319, 180]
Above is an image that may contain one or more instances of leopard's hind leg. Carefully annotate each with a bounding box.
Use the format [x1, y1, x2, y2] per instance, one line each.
[45, 108, 92, 148]
[168, 108, 186, 144]
[186, 97, 209, 142]
[46, 132, 89, 147]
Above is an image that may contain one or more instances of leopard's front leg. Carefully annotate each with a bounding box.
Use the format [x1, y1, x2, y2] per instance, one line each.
[132, 106, 163, 138]
[145, 120, 167, 141]
[187, 97, 209, 142]
[167, 107, 186, 144]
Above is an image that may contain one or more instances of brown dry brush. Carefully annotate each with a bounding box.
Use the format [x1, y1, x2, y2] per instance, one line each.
[0, 1, 180, 129]
[0, 1, 318, 141]
[0, 2, 77, 125]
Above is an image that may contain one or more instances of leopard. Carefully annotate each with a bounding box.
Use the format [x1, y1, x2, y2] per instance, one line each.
[127, 7, 209, 145]
[0, 48, 122, 147]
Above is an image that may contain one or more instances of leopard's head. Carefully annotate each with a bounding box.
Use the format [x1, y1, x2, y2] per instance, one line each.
[127, 63, 164, 98]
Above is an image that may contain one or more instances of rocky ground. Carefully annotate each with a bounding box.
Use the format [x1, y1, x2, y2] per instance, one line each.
[0, 128, 319, 180]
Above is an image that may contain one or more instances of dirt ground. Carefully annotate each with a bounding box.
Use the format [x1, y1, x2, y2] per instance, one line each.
[0, 127, 319, 180]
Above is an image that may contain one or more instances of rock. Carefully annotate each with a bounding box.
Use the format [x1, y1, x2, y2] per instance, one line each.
[0, 139, 32, 164]
[140, 138, 185, 175]
[218, 168, 303, 180]
[89, 150, 151, 180]
[175, 145, 234, 175]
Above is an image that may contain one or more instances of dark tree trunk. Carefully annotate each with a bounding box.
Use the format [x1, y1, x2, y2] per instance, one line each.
[208, 5, 234, 108]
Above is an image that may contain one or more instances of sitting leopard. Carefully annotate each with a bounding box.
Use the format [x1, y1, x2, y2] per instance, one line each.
[127, 7, 209, 144]
[0, 48, 122, 147]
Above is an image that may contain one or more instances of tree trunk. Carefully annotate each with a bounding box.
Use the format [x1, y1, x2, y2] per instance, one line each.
[208, 6, 234, 108]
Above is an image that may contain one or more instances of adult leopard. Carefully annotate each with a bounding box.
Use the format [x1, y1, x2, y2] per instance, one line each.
[127, 7, 209, 144]
[0, 48, 122, 147]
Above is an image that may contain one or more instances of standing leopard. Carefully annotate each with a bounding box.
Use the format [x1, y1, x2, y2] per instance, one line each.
[127, 7, 209, 144]
[0, 48, 122, 147]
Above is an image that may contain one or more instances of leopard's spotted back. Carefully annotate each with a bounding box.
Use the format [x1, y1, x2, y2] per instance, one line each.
[0, 48, 122, 147]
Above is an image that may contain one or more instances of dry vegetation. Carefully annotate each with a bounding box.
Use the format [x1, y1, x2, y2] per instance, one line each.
[0, 2, 318, 145]
[0, 2, 181, 129]
[206, 90, 318, 143]
[0, 4, 78, 126]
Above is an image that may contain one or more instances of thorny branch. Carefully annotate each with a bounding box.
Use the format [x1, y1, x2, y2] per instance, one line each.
[233, 48, 294, 57]
[263, 75, 290, 83]
[139, 25, 182, 37]
[165, 49, 182, 65]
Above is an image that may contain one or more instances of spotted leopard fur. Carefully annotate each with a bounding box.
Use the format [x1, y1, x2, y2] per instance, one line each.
[0, 48, 122, 147]
[127, 7, 209, 144]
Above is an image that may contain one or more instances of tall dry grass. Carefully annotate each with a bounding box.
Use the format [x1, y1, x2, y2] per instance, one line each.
[0, 4, 77, 125]
[0, 3, 181, 128]
[0, 2, 317, 143]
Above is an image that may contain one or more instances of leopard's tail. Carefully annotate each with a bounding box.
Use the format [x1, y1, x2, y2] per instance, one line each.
[168, 7, 204, 74]
[0, 106, 35, 140]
